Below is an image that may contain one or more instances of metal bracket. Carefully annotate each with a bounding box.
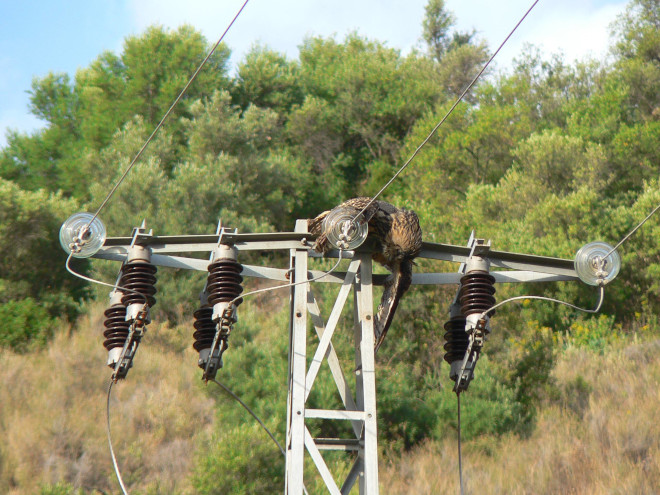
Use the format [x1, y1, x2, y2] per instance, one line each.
[112, 315, 147, 381]
[454, 317, 488, 393]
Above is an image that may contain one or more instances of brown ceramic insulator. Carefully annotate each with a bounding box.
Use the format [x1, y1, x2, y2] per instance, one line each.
[103, 303, 130, 351]
[207, 259, 243, 306]
[119, 261, 157, 307]
[443, 314, 468, 364]
[459, 271, 496, 317]
[192, 306, 215, 352]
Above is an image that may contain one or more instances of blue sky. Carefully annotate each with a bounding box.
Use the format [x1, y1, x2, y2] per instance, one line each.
[0, 0, 629, 148]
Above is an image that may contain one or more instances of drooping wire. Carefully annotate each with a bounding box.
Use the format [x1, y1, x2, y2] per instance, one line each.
[457, 392, 464, 495]
[227, 249, 345, 308]
[353, 0, 541, 222]
[477, 197, 659, 321]
[86, 0, 251, 230]
[107, 380, 130, 495]
[479, 285, 605, 320]
[210, 379, 285, 456]
[65, 252, 149, 308]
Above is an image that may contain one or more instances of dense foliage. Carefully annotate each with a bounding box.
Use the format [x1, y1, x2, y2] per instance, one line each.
[0, 0, 657, 493]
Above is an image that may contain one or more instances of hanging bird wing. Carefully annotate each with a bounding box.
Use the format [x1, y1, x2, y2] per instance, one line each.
[374, 259, 413, 352]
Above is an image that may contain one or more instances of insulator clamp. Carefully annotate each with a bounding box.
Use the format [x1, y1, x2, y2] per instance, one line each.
[102, 242, 157, 381]
[194, 244, 243, 380]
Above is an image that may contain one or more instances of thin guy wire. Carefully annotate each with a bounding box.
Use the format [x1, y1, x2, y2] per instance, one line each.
[604, 201, 660, 258]
[457, 392, 464, 495]
[211, 379, 285, 456]
[206, 382, 308, 495]
[353, 0, 541, 222]
[87, 0, 251, 229]
[107, 380, 130, 495]
[479, 285, 605, 320]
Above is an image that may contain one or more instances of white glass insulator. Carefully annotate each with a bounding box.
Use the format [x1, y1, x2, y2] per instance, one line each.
[322, 207, 369, 251]
[574, 241, 621, 286]
[59, 212, 107, 258]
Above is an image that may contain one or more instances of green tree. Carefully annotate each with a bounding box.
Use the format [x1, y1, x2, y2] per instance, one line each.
[0, 25, 231, 198]
[422, 0, 455, 61]
[291, 34, 441, 199]
[231, 45, 303, 113]
[0, 179, 87, 350]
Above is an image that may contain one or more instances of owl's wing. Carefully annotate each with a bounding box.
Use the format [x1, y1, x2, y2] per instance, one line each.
[374, 259, 413, 352]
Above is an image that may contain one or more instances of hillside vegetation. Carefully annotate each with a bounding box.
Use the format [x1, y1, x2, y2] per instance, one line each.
[0, 0, 658, 493]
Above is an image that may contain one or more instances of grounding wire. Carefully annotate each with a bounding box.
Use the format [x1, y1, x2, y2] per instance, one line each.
[210, 378, 285, 456]
[107, 380, 130, 495]
[352, 0, 541, 223]
[85, 0, 251, 231]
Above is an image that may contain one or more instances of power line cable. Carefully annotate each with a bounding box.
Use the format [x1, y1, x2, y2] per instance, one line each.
[86, 0, 251, 230]
[65, 252, 148, 307]
[478, 196, 660, 320]
[353, 0, 541, 222]
[480, 285, 605, 320]
[209, 380, 310, 495]
[605, 201, 660, 259]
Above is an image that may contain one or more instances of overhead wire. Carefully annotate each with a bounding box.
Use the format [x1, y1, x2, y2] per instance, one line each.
[457, 392, 464, 495]
[477, 196, 660, 321]
[604, 201, 660, 259]
[209, 380, 310, 495]
[65, 252, 147, 307]
[352, 0, 541, 224]
[480, 285, 605, 320]
[85, 0, 251, 231]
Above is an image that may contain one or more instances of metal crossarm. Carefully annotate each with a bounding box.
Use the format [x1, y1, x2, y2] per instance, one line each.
[93, 233, 579, 283]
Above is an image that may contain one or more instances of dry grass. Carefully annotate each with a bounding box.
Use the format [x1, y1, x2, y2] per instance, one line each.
[0, 303, 216, 494]
[2, 303, 659, 494]
[379, 338, 660, 495]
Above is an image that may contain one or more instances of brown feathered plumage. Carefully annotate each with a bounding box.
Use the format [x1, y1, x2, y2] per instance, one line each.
[308, 197, 422, 351]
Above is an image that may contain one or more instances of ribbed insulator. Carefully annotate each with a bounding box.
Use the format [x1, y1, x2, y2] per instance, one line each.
[119, 260, 158, 307]
[443, 314, 468, 364]
[103, 303, 130, 352]
[459, 271, 496, 317]
[192, 306, 215, 352]
[207, 258, 243, 306]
